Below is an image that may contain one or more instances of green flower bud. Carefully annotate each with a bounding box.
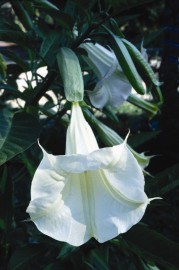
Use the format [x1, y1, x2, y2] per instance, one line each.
[57, 47, 84, 102]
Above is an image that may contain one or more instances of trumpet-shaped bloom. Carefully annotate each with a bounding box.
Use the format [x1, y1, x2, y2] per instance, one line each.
[27, 102, 150, 246]
[81, 42, 132, 109]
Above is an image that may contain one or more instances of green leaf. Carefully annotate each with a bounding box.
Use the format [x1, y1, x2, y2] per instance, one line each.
[151, 85, 163, 105]
[104, 28, 145, 95]
[0, 53, 7, 80]
[0, 111, 40, 165]
[147, 163, 179, 196]
[57, 243, 78, 259]
[1, 50, 30, 71]
[108, 0, 156, 10]
[0, 165, 12, 233]
[33, 0, 59, 11]
[40, 31, 60, 66]
[103, 106, 119, 123]
[109, 18, 125, 38]
[7, 245, 47, 270]
[73, 0, 96, 11]
[128, 131, 160, 148]
[85, 246, 110, 270]
[121, 224, 179, 270]
[40, 32, 59, 58]
[139, 259, 160, 270]
[0, 84, 21, 97]
[0, 162, 7, 194]
[0, 29, 34, 47]
[43, 263, 59, 270]
[53, 12, 74, 30]
[20, 148, 40, 178]
[36, 7, 74, 30]
[0, 218, 6, 230]
[10, 0, 33, 31]
[0, 107, 12, 149]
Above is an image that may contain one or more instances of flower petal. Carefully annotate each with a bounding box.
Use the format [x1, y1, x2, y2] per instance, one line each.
[26, 150, 66, 220]
[87, 141, 148, 203]
[82, 42, 132, 108]
[103, 145, 149, 203]
[81, 42, 116, 77]
[65, 102, 99, 155]
[85, 170, 148, 243]
[29, 146, 66, 201]
[105, 73, 132, 108]
[88, 73, 132, 109]
[37, 134, 124, 176]
[46, 152, 101, 175]
[87, 83, 110, 109]
[27, 172, 92, 246]
[27, 164, 148, 246]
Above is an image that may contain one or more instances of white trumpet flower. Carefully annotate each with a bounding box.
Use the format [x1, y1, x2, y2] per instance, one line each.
[81, 42, 132, 109]
[27, 102, 150, 246]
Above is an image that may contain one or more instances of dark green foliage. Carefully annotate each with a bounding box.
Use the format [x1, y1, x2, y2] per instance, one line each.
[0, 111, 40, 165]
[0, 0, 178, 269]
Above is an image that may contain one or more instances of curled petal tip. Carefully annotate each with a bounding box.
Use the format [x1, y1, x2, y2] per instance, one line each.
[149, 197, 163, 203]
[124, 129, 130, 144]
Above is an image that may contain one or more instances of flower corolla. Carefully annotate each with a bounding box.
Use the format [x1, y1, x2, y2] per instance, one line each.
[81, 42, 132, 109]
[27, 102, 150, 246]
